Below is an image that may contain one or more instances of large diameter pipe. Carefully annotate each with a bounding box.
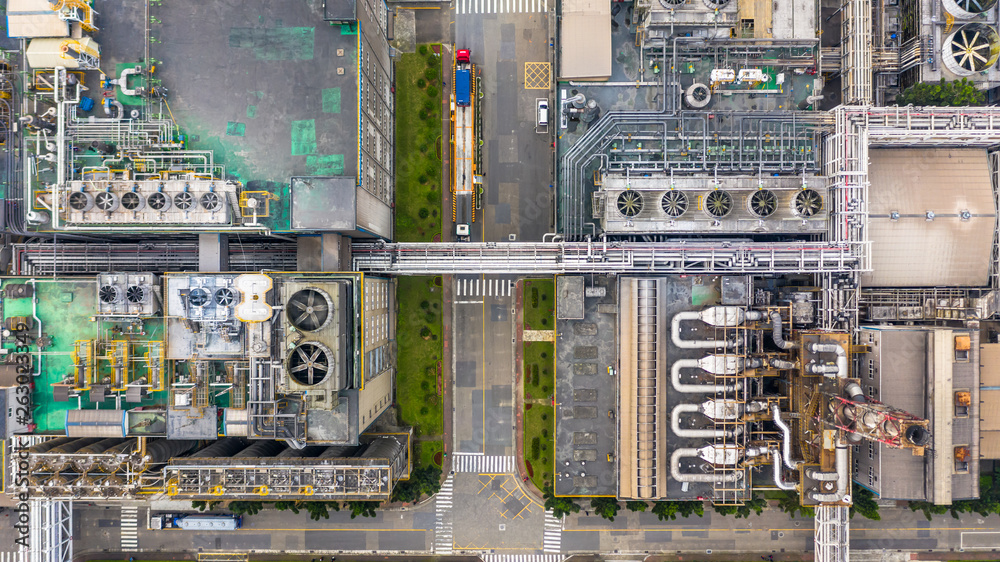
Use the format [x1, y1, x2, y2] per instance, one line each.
[671, 311, 728, 349]
[671, 404, 742, 438]
[772, 404, 802, 469]
[809, 342, 848, 379]
[808, 442, 850, 503]
[769, 312, 797, 349]
[671, 358, 741, 394]
[670, 448, 743, 483]
[844, 382, 866, 403]
[771, 450, 797, 490]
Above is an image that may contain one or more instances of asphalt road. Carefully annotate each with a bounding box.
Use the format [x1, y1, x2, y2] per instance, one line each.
[456, 2, 555, 242]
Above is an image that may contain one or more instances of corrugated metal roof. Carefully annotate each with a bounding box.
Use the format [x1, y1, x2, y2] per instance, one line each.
[560, 0, 612, 80]
[982, 389, 1000, 432]
[981, 343, 1000, 387]
[981, 430, 1000, 459]
[862, 148, 995, 287]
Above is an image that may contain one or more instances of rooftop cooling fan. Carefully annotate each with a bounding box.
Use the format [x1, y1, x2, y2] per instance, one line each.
[661, 190, 688, 217]
[659, 0, 685, 6]
[68, 191, 94, 211]
[617, 191, 644, 217]
[94, 192, 119, 212]
[121, 192, 144, 211]
[188, 287, 210, 307]
[748, 190, 778, 217]
[214, 288, 236, 307]
[286, 288, 334, 332]
[945, 24, 1000, 76]
[794, 189, 822, 217]
[147, 192, 171, 211]
[288, 342, 333, 386]
[704, 190, 733, 217]
[174, 191, 194, 210]
[201, 192, 224, 212]
[99, 285, 121, 304]
[125, 285, 145, 304]
[703, 0, 730, 8]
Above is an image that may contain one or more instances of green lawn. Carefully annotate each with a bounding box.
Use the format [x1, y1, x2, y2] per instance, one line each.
[523, 340, 554, 491]
[395, 45, 444, 242]
[523, 341, 554, 401]
[416, 439, 444, 469]
[523, 278, 554, 330]
[396, 276, 444, 440]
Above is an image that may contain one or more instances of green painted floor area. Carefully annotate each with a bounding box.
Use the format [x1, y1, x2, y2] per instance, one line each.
[305, 154, 344, 175]
[291, 119, 317, 155]
[322, 87, 342, 113]
[114, 63, 146, 106]
[229, 27, 315, 60]
[2, 279, 169, 433]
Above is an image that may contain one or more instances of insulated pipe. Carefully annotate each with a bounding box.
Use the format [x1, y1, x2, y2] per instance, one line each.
[769, 357, 797, 370]
[808, 442, 850, 503]
[808, 363, 840, 375]
[809, 342, 848, 379]
[844, 382, 866, 403]
[806, 467, 839, 481]
[671, 358, 740, 394]
[772, 404, 802, 469]
[770, 312, 797, 349]
[671, 311, 728, 349]
[671, 404, 742, 438]
[670, 448, 743, 483]
[771, 449, 797, 490]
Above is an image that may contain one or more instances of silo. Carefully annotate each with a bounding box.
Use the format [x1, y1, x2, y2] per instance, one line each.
[77, 438, 128, 455]
[27, 437, 75, 454]
[276, 446, 326, 458]
[143, 439, 198, 463]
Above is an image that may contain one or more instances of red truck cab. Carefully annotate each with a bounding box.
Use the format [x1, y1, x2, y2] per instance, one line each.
[456, 49, 471, 64]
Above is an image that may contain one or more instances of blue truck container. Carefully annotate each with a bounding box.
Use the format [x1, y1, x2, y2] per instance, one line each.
[456, 68, 471, 107]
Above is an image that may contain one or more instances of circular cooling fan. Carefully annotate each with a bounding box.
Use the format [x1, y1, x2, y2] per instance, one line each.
[288, 342, 334, 386]
[187, 287, 210, 307]
[286, 288, 334, 332]
[748, 190, 778, 218]
[660, 190, 688, 218]
[616, 191, 644, 217]
[174, 191, 194, 210]
[794, 189, 822, 217]
[704, 190, 733, 218]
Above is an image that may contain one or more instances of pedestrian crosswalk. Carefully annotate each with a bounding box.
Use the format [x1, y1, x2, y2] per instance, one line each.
[483, 556, 564, 562]
[542, 510, 563, 553]
[434, 474, 455, 554]
[457, 0, 549, 14]
[121, 505, 139, 550]
[456, 277, 512, 298]
[453, 452, 515, 473]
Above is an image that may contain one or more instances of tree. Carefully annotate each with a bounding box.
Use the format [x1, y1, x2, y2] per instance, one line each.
[625, 500, 648, 512]
[774, 491, 814, 519]
[851, 484, 881, 521]
[305, 502, 328, 521]
[542, 484, 580, 519]
[713, 493, 766, 519]
[897, 78, 985, 107]
[191, 500, 221, 512]
[346, 501, 380, 519]
[274, 501, 301, 514]
[228, 501, 263, 516]
[391, 465, 443, 503]
[590, 497, 620, 521]
[652, 501, 705, 521]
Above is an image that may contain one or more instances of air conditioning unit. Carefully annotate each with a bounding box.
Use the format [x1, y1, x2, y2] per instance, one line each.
[595, 173, 829, 235]
[61, 177, 238, 228]
[280, 279, 351, 394]
[96, 273, 159, 316]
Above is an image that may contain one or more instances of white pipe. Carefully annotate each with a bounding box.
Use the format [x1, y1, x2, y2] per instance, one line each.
[770, 357, 797, 370]
[670, 448, 742, 483]
[772, 404, 802, 469]
[671, 404, 742, 438]
[809, 342, 848, 379]
[806, 468, 839, 481]
[771, 450, 797, 490]
[671, 311, 727, 349]
[808, 442, 850, 503]
[769, 312, 797, 349]
[671, 358, 740, 394]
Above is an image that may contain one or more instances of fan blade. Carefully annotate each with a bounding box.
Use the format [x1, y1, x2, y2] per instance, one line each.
[295, 311, 311, 325]
[972, 50, 988, 63]
[313, 362, 328, 371]
[290, 299, 307, 311]
[307, 291, 315, 307]
[312, 304, 328, 312]
[309, 347, 322, 362]
[296, 347, 310, 361]
[308, 312, 320, 327]
[291, 363, 309, 373]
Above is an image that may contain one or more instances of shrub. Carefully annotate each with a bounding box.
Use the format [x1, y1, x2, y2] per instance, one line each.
[427, 86, 439, 98]
[531, 437, 541, 460]
[419, 326, 431, 338]
[419, 208, 430, 219]
[418, 45, 428, 55]
[417, 78, 426, 88]
[424, 67, 438, 82]
[541, 413, 548, 421]
[420, 300, 430, 309]
[531, 287, 539, 308]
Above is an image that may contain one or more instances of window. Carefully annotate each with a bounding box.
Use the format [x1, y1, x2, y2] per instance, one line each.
[955, 390, 971, 417]
[955, 446, 970, 473]
[868, 442, 874, 460]
[955, 335, 971, 362]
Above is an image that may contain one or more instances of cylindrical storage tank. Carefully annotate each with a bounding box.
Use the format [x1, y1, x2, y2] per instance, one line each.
[222, 408, 249, 437]
[76, 438, 128, 455]
[144, 439, 198, 464]
[360, 437, 404, 461]
[276, 446, 326, 458]
[233, 440, 286, 458]
[48, 437, 103, 454]
[27, 437, 75, 454]
[317, 445, 358, 459]
[189, 438, 248, 458]
[65, 410, 126, 438]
